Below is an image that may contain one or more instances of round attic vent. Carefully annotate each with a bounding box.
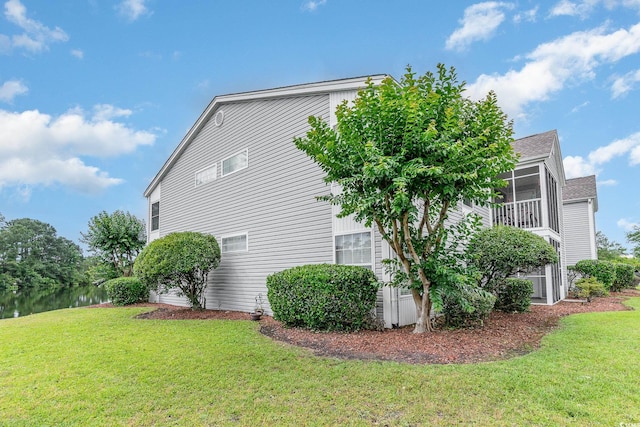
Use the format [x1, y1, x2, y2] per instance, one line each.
[214, 110, 224, 127]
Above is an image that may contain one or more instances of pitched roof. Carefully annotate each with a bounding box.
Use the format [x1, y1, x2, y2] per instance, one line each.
[563, 175, 597, 201]
[512, 129, 557, 159]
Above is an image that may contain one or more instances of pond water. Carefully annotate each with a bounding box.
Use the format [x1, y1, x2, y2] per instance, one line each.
[0, 286, 109, 319]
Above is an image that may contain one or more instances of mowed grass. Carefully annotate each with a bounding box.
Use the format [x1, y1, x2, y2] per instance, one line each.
[1, 300, 640, 426]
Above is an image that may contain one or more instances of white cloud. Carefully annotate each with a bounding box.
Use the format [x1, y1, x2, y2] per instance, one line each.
[563, 131, 640, 178]
[597, 178, 618, 185]
[467, 22, 640, 118]
[513, 6, 539, 23]
[92, 104, 132, 121]
[611, 69, 640, 98]
[2, 0, 68, 54]
[117, 0, 150, 22]
[0, 105, 155, 193]
[0, 79, 27, 103]
[617, 218, 639, 231]
[570, 101, 590, 113]
[446, 2, 514, 51]
[302, 0, 327, 12]
[70, 49, 83, 59]
[563, 155, 598, 178]
[549, 0, 640, 18]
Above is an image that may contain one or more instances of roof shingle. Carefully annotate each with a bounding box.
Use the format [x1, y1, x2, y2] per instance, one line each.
[563, 175, 597, 201]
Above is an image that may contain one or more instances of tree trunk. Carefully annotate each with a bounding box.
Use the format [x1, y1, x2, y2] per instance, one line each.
[413, 284, 433, 333]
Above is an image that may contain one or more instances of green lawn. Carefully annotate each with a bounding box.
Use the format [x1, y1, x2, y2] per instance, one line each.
[1, 299, 640, 426]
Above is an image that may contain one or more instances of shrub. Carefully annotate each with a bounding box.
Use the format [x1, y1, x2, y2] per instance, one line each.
[266, 264, 379, 331]
[105, 277, 148, 306]
[574, 277, 608, 302]
[466, 226, 558, 293]
[442, 287, 496, 328]
[134, 232, 220, 309]
[612, 263, 635, 291]
[494, 278, 533, 313]
[573, 259, 616, 290]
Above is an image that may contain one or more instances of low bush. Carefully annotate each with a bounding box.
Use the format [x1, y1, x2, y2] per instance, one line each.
[573, 259, 616, 289]
[612, 263, 635, 291]
[266, 264, 379, 331]
[442, 287, 496, 328]
[495, 278, 533, 313]
[105, 277, 148, 306]
[573, 277, 608, 302]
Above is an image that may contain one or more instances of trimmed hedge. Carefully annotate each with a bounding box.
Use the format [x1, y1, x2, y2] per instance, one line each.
[573, 259, 616, 289]
[266, 264, 379, 331]
[495, 278, 533, 313]
[442, 288, 496, 328]
[612, 263, 635, 291]
[105, 277, 148, 306]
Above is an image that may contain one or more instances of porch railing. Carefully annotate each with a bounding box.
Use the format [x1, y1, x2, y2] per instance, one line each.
[492, 199, 542, 229]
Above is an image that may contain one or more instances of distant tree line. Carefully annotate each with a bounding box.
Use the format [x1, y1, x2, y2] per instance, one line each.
[0, 210, 147, 292]
[0, 215, 84, 291]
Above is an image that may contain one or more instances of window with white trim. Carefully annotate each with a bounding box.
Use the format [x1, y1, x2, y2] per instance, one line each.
[150, 202, 159, 231]
[335, 231, 372, 268]
[221, 233, 248, 253]
[221, 149, 248, 177]
[195, 164, 217, 187]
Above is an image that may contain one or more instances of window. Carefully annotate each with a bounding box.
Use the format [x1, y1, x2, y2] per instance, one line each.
[195, 164, 217, 187]
[151, 202, 159, 231]
[221, 149, 248, 177]
[335, 232, 372, 268]
[221, 233, 248, 253]
[463, 198, 473, 208]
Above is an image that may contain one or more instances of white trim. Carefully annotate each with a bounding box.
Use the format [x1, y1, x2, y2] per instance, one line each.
[150, 201, 160, 232]
[194, 163, 217, 188]
[221, 232, 249, 253]
[221, 148, 248, 178]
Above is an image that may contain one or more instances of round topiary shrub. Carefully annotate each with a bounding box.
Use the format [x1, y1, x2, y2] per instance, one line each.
[134, 232, 220, 309]
[442, 287, 496, 328]
[495, 278, 533, 313]
[105, 277, 148, 306]
[266, 264, 379, 331]
[466, 226, 558, 293]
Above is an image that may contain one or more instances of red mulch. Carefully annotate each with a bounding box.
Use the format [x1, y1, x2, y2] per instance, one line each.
[88, 289, 639, 365]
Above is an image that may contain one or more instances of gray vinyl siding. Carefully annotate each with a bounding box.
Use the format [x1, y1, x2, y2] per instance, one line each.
[156, 94, 332, 312]
[374, 230, 384, 318]
[563, 201, 593, 266]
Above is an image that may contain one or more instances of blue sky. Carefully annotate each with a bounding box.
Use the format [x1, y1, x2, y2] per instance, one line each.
[1, 0, 639, 250]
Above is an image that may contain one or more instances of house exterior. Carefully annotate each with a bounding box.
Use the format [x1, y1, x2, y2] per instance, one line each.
[144, 77, 594, 327]
[493, 130, 568, 304]
[562, 175, 598, 266]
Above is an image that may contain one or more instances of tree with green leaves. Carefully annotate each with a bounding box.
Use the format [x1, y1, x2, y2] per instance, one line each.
[294, 64, 517, 333]
[0, 218, 84, 290]
[596, 231, 627, 261]
[134, 232, 221, 309]
[81, 211, 146, 277]
[626, 226, 640, 259]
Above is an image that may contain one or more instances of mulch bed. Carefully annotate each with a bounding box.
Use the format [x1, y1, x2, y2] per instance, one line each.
[89, 289, 639, 365]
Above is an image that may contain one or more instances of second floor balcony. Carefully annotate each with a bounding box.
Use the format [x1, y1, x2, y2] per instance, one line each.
[493, 199, 542, 228]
